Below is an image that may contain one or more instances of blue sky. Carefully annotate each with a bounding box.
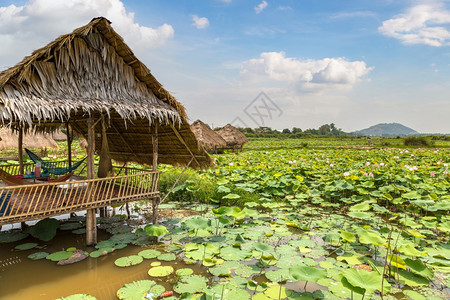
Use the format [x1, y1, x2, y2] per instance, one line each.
[0, 0, 449, 133]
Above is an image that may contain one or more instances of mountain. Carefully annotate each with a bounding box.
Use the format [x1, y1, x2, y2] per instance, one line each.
[354, 123, 418, 137]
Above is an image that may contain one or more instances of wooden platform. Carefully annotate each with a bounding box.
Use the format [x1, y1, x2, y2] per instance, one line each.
[0, 171, 159, 225]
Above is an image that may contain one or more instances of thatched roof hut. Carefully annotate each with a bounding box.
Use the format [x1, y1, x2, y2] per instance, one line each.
[0, 17, 212, 169]
[51, 129, 68, 141]
[0, 128, 58, 151]
[190, 120, 227, 152]
[217, 124, 249, 147]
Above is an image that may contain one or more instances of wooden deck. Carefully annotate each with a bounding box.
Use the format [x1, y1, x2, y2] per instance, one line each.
[0, 170, 159, 225]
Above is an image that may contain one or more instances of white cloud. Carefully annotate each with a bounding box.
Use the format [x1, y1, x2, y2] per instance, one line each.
[192, 15, 210, 29]
[254, 1, 268, 14]
[240, 52, 373, 91]
[0, 0, 174, 67]
[379, 3, 450, 46]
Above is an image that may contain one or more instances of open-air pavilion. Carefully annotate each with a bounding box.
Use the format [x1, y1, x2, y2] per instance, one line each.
[0, 17, 212, 245]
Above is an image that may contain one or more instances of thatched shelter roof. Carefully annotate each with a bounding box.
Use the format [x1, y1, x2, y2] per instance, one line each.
[190, 120, 227, 151]
[0, 17, 212, 168]
[217, 124, 249, 147]
[51, 129, 67, 141]
[0, 129, 58, 151]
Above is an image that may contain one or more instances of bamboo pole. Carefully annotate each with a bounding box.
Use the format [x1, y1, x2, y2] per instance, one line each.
[86, 116, 97, 246]
[66, 122, 72, 168]
[18, 126, 24, 175]
[152, 122, 159, 224]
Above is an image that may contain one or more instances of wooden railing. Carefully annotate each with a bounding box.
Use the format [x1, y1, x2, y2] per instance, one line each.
[0, 171, 160, 225]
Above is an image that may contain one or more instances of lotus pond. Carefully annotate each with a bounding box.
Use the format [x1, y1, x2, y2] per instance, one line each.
[0, 143, 449, 300]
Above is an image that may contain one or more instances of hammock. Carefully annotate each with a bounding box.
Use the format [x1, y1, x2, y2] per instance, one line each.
[0, 168, 73, 186]
[25, 148, 87, 175]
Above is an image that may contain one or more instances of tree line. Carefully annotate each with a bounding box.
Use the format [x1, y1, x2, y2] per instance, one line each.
[238, 123, 347, 138]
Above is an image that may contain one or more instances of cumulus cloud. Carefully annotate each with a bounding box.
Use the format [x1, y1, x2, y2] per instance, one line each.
[254, 1, 268, 14]
[379, 3, 450, 46]
[192, 15, 210, 29]
[241, 52, 373, 91]
[0, 0, 174, 56]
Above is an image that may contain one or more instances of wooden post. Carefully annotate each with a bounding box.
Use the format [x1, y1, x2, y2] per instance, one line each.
[18, 125, 24, 175]
[65, 122, 72, 168]
[152, 122, 159, 224]
[86, 116, 97, 246]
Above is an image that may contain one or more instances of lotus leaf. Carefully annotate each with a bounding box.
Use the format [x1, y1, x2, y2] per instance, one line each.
[176, 268, 194, 276]
[148, 265, 174, 277]
[15, 242, 38, 250]
[90, 247, 114, 258]
[404, 258, 433, 279]
[144, 224, 169, 237]
[173, 275, 208, 294]
[95, 240, 115, 249]
[30, 218, 60, 241]
[157, 253, 176, 261]
[57, 294, 97, 300]
[342, 268, 390, 295]
[289, 265, 326, 283]
[116, 280, 156, 300]
[28, 251, 49, 260]
[0, 232, 28, 243]
[138, 249, 161, 259]
[114, 255, 143, 267]
[396, 269, 429, 287]
[46, 251, 73, 262]
[184, 217, 209, 230]
[60, 223, 83, 231]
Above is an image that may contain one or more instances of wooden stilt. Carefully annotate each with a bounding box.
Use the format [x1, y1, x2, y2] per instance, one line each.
[18, 125, 24, 175]
[86, 116, 97, 246]
[66, 122, 72, 168]
[152, 122, 159, 224]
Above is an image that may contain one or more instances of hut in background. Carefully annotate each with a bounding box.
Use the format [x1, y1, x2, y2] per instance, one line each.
[190, 120, 227, 153]
[217, 124, 248, 150]
[51, 129, 68, 141]
[0, 128, 58, 151]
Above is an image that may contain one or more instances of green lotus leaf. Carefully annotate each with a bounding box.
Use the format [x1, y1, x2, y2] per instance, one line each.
[184, 217, 209, 230]
[289, 265, 326, 283]
[265, 268, 292, 283]
[57, 294, 97, 300]
[342, 268, 390, 295]
[110, 233, 137, 244]
[176, 268, 194, 276]
[72, 228, 86, 235]
[60, 222, 83, 231]
[95, 240, 115, 249]
[387, 254, 407, 269]
[396, 269, 429, 287]
[340, 231, 356, 243]
[403, 290, 426, 300]
[28, 251, 49, 260]
[46, 251, 73, 262]
[173, 275, 208, 294]
[30, 218, 60, 241]
[0, 231, 28, 243]
[157, 253, 176, 261]
[212, 206, 233, 216]
[222, 193, 240, 200]
[148, 265, 174, 277]
[116, 280, 156, 300]
[404, 258, 433, 279]
[264, 285, 287, 299]
[114, 255, 143, 267]
[90, 247, 114, 258]
[138, 249, 161, 259]
[144, 224, 169, 237]
[107, 224, 133, 234]
[150, 261, 161, 267]
[247, 280, 268, 292]
[349, 201, 371, 212]
[15, 242, 38, 250]
[347, 211, 373, 220]
[254, 242, 273, 253]
[359, 230, 385, 246]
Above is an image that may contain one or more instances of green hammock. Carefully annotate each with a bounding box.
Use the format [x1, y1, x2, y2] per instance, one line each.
[25, 148, 87, 175]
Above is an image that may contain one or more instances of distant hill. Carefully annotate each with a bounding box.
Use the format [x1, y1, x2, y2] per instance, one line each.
[354, 123, 418, 137]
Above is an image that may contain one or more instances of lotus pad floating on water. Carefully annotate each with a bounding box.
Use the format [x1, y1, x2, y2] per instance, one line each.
[0, 232, 28, 243]
[148, 265, 174, 277]
[46, 251, 73, 262]
[173, 275, 208, 294]
[175, 268, 194, 276]
[60, 222, 83, 231]
[57, 294, 97, 300]
[28, 251, 49, 260]
[144, 224, 169, 237]
[15, 242, 38, 250]
[157, 253, 176, 261]
[30, 218, 60, 241]
[138, 249, 161, 259]
[114, 255, 143, 267]
[117, 280, 161, 300]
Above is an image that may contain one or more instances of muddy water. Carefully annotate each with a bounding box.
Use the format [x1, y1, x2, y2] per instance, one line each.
[0, 227, 203, 299]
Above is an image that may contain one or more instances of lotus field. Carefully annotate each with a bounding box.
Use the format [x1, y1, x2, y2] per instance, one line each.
[0, 142, 449, 299]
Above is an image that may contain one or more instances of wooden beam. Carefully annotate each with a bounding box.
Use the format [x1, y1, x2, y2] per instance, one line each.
[86, 116, 97, 246]
[169, 122, 200, 168]
[110, 122, 141, 163]
[66, 122, 72, 168]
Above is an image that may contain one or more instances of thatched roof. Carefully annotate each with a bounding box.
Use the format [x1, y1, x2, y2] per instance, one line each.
[0, 17, 212, 168]
[52, 129, 67, 141]
[190, 120, 227, 151]
[0, 128, 58, 151]
[217, 124, 249, 147]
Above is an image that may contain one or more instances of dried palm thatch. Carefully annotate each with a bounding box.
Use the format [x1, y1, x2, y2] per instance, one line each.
[0, 17, 212, 168]
[51, 129, 67, 141]
[0, 128, 58, 151]
[190, 120, 227, 152]
[217, 124, 249, 147]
